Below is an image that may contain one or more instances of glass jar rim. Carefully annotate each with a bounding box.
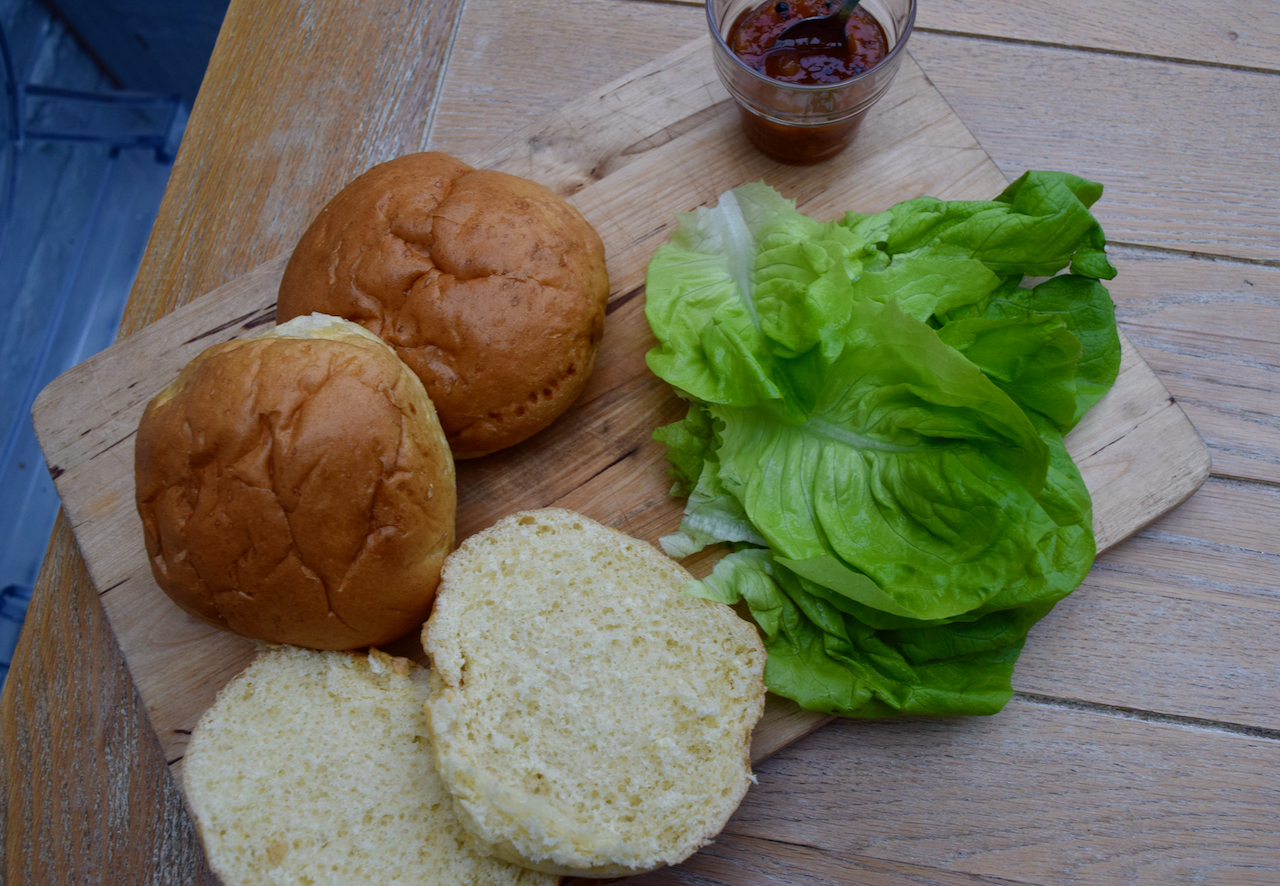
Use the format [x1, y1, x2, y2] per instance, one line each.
[706, 0, 918, 92]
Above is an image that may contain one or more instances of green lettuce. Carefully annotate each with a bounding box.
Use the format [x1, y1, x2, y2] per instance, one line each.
[644, 171, 1120, 717]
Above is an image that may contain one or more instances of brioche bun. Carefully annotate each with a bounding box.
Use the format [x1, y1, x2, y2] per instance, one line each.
[134, 314, 456, 650]
[276, 152, 610, 458]
[183, 646, 559, 886]
[422, 509, 767, 878]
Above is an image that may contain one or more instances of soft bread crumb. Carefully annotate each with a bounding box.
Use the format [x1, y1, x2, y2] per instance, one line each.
[422, 509, 767, 878]
[183, 646, 557, 886]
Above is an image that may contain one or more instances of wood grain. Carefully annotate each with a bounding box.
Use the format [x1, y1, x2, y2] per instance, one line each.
[629, 696, 1280, 885]
[1106, 247, 1280, 485]
[909, 31, 1280, 263]
[0, 514, 217, 885]
[431, 0, 705, 157]
[1012, 477, 1280, 731]
[917, 0, 1280, 71]
[657, 0, 1280, 72]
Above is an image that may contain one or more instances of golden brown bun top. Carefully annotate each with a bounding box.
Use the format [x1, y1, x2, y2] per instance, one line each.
[134, 315, 457, 650]
[276, 152, 610, 458]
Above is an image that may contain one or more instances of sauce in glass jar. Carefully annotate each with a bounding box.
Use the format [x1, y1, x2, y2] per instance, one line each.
[729, 0, 890, 85]
[724, 0, 892, 163]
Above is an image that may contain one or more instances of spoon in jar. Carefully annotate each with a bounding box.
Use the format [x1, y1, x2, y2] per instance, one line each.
[768, 0, 863, 55]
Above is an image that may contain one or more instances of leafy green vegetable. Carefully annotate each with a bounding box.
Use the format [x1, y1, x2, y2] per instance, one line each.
[644, 171, 1120, 717]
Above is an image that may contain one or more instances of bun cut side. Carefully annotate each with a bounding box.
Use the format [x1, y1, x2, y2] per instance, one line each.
[276, 152, 610, 458]
[134, 314, 456, 650]
[183, 646, 559, 886]
[423, 508, 767, 878]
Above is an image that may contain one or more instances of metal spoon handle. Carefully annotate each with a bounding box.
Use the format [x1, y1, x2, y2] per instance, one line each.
[832, 0, 863, 27]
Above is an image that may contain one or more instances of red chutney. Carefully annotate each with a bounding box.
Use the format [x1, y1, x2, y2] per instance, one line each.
[729, 0, 889, 85]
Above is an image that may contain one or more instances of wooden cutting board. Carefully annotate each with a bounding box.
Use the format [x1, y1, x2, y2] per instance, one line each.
[31, 36, 1210, 773]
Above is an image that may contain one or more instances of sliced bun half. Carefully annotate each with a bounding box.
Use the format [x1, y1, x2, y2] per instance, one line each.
[422, 508, 767, 878]
[183, 646, 560, 886]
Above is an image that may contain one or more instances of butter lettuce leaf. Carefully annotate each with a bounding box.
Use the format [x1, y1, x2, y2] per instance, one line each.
[692, 548, 1050, 716]
[937, 273, 1120, 431]
[645, 183, 877, 418]
[840, 170, 1117, 282]
[645, 171, 1121, 717]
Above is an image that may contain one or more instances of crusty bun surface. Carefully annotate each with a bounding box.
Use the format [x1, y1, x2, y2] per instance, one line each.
[134, 314, 456, 650]
[183, 646, 559, 886]
[422, 508, 767, 878]
[276, 152, 610, 458]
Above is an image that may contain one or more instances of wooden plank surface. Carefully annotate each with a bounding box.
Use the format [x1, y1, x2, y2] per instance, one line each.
[31, 33, 1207, 774]
[1102, 248, 1280, 485]
[1014, 476, 1280, 731]
[631, 697, 1280, 886]
[4, 0, 1279, 883]
[911, 32, 1280, 263]
[668, 0, 1280, 71]
[915, 0, 1280, 70]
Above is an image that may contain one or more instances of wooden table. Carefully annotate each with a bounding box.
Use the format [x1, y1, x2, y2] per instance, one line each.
[3, 1, 1278, 882]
